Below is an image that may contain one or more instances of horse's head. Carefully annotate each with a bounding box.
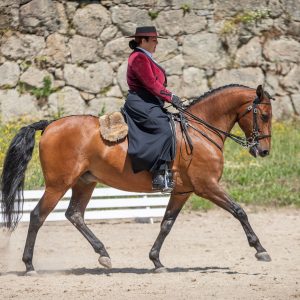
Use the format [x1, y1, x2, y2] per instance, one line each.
[237, 85, 274, 158]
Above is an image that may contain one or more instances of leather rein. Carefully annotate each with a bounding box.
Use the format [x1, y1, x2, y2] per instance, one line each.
[175, 96, 272, 153]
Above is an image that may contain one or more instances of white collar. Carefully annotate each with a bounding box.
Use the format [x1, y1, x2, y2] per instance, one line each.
[136, 47, 153, 58]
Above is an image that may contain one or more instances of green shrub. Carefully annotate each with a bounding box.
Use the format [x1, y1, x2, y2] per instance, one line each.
[221, 9, 270, 35]
[148, 10, 159, 20]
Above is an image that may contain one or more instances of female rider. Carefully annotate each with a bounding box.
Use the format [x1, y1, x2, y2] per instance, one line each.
[122, 26, 182, 192]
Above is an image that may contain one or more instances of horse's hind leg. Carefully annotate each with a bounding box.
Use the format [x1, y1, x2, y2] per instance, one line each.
[197, 183, 271, 262]
[22, 187, 68, 274]
[65, 179, 111, 269]
[149, 193, 191, 271]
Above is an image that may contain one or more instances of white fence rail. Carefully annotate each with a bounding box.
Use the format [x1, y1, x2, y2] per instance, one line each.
[1, 188, 169, 223]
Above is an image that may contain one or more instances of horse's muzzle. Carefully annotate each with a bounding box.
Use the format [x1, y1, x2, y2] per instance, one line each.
[249, 146, 270, 158]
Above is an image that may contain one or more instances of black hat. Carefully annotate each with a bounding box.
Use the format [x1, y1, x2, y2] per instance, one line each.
[127, 26, 166, 39]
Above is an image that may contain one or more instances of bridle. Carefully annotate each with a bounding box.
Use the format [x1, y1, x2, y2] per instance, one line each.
[175, 96, 272, 152]
[237, 97, 272, 147]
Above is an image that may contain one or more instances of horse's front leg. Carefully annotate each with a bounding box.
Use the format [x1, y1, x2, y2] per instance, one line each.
[197, 182, 271, 262]
[149, 193, 191, 272]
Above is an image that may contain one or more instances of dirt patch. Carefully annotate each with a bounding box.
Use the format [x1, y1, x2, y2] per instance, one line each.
[0, 208, 299, 299]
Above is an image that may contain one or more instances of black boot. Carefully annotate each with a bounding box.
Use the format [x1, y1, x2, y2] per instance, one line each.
[152, 167, 174, 193]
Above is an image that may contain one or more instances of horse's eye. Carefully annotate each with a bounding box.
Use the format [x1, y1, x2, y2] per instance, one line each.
[261, 114, 269, 122]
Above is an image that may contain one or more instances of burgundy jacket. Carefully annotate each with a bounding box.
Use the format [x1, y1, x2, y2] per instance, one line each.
[127, 50, 172, 102]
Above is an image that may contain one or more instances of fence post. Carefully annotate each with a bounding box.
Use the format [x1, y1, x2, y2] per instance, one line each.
[144, 195, 154, 224]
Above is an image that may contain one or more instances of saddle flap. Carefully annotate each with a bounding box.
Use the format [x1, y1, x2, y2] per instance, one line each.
[99, 112, 128, 142]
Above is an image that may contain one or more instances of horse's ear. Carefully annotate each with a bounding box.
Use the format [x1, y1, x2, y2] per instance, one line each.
[256, 85, 264, 102]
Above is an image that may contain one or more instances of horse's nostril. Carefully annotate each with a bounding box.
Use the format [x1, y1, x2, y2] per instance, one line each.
[261, 150, 269, 157]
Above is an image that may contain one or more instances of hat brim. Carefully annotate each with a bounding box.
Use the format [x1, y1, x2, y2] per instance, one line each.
[126, 34, 167, 39]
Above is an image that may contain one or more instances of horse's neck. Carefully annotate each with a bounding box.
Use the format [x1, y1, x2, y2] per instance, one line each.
[187, 90, 251, 134]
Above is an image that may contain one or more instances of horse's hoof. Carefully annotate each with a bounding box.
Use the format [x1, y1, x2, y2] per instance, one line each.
[255, 251, 271, 262]
[98, 256, 112, 269]
[153, 267, 168, 273]
[25, 270, 38, 276]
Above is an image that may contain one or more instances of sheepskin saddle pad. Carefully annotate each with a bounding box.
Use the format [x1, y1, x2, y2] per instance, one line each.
[99, 111, 128, 142]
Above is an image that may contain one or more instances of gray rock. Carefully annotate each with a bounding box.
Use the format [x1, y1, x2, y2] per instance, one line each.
[183, 33, 227, 69]
[73, 4, 111, 38]
[69, 35, 102, 63]
[119, 0, 157, 6]
[268, 0, 284, 18]
[80, 91, 95, 102]
[155, 38, 178, 62]
[84, 96, 125, 116]
[0, 89, 40, 122]
[20, 66, 53, 88]
[167, 75, 182, 96]
[1, 34, 45, 59]
[52, 80, 65, 89]
[116, 61, 128, 94]
[211, 68, 264, 89]
[111, 5, 151, 35]
[235, 37, 263, 67]
[54, 68, 64, 80]
[100, 25, 118, 43]
[106, 85, 123, 97]
[265, 72, 285, 96]
[266, 61, 294, 76]
[19, 0, 59, 35]
[103, 37, 132, 62]
[0, 62, 20, 88]
[64, 62, 113, 94]
[287, 20, 300, 40]
[284, 0, 300, 21]
[281, 65, 300, 93]
[48, 86, 85, 117]
[155, 10, 184, 36]
[0, 0, 19, 29]
[161, 55, 184, 75]
[263, 38, 300, 63]
[183, 67, 208, 99]
[183, 12, 207, 34]
[42, 33, 68, 66]
[157, 0, 211, 9]
[272, 95, 294, 120]
[65, 1, 79, 20]
[154, 9, 207, 36]
[214, 0, 268, 18]
[291, 94, 300, 115]
[55, 1, 68, 34]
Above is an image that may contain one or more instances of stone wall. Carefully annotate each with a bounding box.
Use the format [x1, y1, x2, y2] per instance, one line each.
[0, 0, 299, 122]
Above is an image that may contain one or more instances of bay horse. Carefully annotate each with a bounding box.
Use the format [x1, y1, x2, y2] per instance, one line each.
[1, 84, 273, 274]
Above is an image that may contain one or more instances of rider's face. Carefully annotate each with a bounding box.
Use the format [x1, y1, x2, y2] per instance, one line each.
[140, 37, 158, 54]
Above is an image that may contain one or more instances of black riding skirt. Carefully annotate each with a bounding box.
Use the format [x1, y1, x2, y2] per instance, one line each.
[122, 89, 175, 173]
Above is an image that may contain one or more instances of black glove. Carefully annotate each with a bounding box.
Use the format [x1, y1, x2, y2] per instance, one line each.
[171, 94, 183, 109]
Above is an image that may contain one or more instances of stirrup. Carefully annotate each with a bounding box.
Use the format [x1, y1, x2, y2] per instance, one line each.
[152, 168, 174, 193]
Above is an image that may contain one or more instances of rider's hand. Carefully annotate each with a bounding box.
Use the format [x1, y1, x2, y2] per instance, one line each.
[171, 94, 183, 109]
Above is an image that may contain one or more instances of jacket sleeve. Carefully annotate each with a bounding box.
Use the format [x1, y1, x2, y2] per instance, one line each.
[130, 53, 172, 102]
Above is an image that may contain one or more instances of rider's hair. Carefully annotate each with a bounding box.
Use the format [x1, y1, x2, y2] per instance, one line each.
[129, 36, 150, 50]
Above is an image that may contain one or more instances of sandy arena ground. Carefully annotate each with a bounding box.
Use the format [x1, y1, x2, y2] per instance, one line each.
[0, 208, 299, 299]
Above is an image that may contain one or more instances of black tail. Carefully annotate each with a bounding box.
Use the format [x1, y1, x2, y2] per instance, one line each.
[0, 120, 50, 230]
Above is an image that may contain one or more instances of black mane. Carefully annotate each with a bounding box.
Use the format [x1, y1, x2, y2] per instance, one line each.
[187, 84, 252, 107]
